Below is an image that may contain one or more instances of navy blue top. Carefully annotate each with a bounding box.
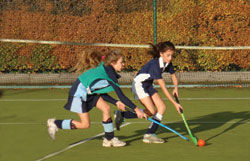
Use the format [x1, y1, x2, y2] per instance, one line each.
[134, 57, 175, 86]
[101, 65, 137, 110]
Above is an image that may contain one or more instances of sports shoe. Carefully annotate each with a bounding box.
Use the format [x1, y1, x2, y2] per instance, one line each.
[143, 134, 165, 143]
[47, 118, 58, 140]
[114, 110, 124, 131]
[103, 137, 126, 147]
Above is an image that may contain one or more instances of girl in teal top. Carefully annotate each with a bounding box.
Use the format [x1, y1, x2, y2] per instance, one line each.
[47, 49, 146, 147]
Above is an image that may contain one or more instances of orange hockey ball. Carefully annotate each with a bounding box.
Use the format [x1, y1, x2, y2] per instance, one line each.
[198, 139, 205, 147]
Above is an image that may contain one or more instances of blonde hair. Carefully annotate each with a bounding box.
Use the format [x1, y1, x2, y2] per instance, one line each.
[71, 49, 123, 73]
[71, 49, 102, 73]
[103, 50, 123, 66]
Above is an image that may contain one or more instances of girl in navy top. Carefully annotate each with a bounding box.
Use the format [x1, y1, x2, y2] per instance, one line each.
[47, 49, 146, 147]
[115, 41, 183, 143]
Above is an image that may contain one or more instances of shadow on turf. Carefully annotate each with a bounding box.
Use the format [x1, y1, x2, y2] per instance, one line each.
[113, 111, 250, 145]
[69, 111, 250, 146]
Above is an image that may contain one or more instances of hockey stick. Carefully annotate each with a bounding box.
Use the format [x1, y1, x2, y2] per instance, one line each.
[174, 94, 198, 145]
[125, 107, 189, 141]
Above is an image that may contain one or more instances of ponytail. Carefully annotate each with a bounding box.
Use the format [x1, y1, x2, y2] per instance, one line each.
[71, 49, 102, 73]
[148, 41, 175, 58]
[148, 43, 159, 58]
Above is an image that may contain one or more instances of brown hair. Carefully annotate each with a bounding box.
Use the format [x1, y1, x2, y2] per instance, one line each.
[71, 49, 102, 73]
[103, 49, 123, 66]
[148, 41, 175, 58]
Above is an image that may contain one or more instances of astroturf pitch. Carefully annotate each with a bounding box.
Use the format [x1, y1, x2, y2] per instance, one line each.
[0, 88, 249, 161]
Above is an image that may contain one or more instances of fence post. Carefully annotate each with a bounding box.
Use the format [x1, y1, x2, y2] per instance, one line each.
[153, 0, 157, 44]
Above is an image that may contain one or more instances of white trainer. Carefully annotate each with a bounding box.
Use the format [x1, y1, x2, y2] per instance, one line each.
[47, 118, 58, 140]
[103, 137, 126, 147]
[143, 134, 165, 143]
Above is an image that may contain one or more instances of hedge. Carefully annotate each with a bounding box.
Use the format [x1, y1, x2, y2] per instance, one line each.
[0, 0, 249, 73]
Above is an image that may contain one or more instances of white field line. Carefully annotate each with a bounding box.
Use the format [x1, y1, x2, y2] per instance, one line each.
[0, 99, 66, 101]
[0, 97, 249, 102]
[1, 121, 249, 125]
[35, 122, 131, 161]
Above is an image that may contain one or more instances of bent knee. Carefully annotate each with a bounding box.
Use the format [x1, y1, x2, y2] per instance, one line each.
[78, 123, 90, 129]
[102, 106, 111, 115]
[157, 105, 166, 114]
[145, 108, 156, 116]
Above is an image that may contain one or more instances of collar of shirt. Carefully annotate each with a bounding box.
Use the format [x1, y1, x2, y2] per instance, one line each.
[105, 65, 121, 80]
[159, 57, 169, 71]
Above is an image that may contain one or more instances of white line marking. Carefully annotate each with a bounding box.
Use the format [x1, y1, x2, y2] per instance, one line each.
[179, 98, 250, 100]
[0, 99, 66, 102]
[0, 122, 108, 125]
[1, 121, 249, 125]
[35, 122, 131, 161]
[0, 97, 249, 102]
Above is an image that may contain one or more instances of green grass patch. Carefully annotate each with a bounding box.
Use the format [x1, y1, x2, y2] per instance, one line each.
[0, 88, 249, 161]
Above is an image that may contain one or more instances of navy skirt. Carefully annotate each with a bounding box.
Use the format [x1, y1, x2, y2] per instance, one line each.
[64, 79, 100, 113]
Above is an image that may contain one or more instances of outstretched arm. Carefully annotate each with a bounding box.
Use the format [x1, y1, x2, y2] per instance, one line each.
[171, 73, 179, 97]
[156, 79, 182, 114]
[101, 94, 117, 105]
[108, 81, 147, 119]
[101, 94, 125, 111]
[108, 81, 137, 110]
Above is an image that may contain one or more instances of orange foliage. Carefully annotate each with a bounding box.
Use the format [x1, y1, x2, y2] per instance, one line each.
[0, 0, 249, 72]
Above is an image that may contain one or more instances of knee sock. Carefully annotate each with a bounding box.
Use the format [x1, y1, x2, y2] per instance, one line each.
[146, 113, 163, 134]
[54, 119, 77, 130]
[102, 118, 114, 140]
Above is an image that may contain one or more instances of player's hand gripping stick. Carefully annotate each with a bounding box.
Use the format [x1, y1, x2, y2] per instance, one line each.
[174, 94, 198, 145]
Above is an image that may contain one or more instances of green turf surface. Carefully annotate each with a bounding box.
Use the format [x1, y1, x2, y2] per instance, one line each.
[0, 88, 249, 161]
